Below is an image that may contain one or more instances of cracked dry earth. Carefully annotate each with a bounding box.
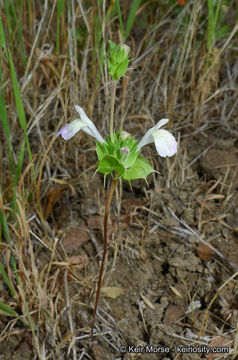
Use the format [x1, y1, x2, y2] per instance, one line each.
[57, 133, 238, 359]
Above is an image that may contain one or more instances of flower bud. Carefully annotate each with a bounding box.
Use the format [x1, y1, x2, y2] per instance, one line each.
[121, 44, 130, 56]
[120, 146, 130, 155]
[121, 130, 130, 140]
[107, 40, 130, 80]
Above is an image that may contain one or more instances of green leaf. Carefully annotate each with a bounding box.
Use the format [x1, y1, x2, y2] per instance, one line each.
[122, 146, 139, 169]
[96, 142, 105, 161]
[117, 47, 127, 63]
[108, 40, 117, 60]
[107, 60, 118, 78]
[108, 39, 117, 50]
[115, 58, 129, 79]
[98, 155, 125, 176]
[123, 156, 154, 181]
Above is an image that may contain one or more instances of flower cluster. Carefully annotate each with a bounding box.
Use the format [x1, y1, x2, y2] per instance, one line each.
[57, 105, 177, 157]
[56, 105, 177, 181]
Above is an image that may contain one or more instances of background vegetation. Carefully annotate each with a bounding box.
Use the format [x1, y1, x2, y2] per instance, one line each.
[0, 0, 238, 359]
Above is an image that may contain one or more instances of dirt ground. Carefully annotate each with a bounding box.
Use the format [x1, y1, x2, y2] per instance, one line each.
[1, 127, 237, 360]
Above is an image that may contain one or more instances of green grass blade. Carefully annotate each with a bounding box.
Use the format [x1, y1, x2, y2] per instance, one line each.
[56, 0, 65, 55]
[0, 13, 7, 52]
[0, 84, 14, 173]
[0, 16, 14, 172]
[206, 0, 223, 67]
[8, 50, 32, 163]
[0, 300, 27, 325]
[0, 209, 11, 244]
[0, 205, 19, 295]
[15, 0, 27, 67]
[115, 0, 125, 40]
[14, 139, 26, 188]
[207, 0, 215, 65]
[2, 0, 26, 66]
[213, 0, 222, 32]
[0, 208, 19, 282]
[125, 0, 141, 41]
[0, 260, 17, 298]
[0, 300, 19, 317]
[3, 0, 13, 41]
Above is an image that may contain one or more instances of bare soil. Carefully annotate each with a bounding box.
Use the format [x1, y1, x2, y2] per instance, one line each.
[2, 128, 237, 360]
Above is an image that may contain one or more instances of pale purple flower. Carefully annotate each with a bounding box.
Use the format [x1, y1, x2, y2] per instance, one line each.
[120, 146, 130, 154]
[137, 119, 177, 157]
[56, 105, 104, 143]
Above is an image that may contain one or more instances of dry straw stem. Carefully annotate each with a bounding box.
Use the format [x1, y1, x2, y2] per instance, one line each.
[64, 268, 77, 360]
[200, 270, 238, 338]
[0, 0, 238, 358]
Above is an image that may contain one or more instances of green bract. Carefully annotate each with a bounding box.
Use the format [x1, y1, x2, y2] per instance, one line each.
[107, 40, 130, 81]
[123, 157, 154, 181]
[96, 132, 154, 182]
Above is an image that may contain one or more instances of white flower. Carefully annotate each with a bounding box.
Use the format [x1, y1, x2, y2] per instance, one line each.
[56, 105, 104, 143]
[137, 119, 177, 157]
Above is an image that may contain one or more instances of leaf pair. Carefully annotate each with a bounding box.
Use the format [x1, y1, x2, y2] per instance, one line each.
[96, 132, 154, 181]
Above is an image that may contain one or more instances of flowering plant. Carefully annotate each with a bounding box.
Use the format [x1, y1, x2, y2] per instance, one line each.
[57, 106, 177, 181]
[56, 41, 177, 344]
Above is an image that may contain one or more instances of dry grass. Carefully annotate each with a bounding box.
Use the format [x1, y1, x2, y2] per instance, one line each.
[0, 1, 238, 359]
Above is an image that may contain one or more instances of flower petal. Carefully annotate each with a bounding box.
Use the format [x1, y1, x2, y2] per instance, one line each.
[137, 118, 169, 150]
[56, 119, 86, 140]
[152, 129, 177, 157]
[75, 105, 104, 143]
[154, 118, 169, 130]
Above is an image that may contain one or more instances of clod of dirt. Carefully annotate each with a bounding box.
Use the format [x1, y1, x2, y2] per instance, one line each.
[200, 149, 238, 189]
[196, 243, 214, 260]
[62, 226, 89, 253]
[163, 304, 184, 325]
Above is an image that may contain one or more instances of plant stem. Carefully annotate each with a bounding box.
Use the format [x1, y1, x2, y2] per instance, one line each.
[109, 80, 117, 139]
[91, 176, 118, 344]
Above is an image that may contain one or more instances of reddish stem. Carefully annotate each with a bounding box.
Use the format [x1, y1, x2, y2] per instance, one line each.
[91, 176, 118, 344]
